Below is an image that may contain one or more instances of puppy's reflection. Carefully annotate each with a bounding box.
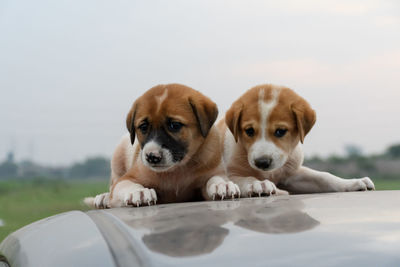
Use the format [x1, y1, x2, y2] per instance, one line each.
[114, 197, 319, 257]
[233, 199, 319, 234]
[143, 225, 229, 257]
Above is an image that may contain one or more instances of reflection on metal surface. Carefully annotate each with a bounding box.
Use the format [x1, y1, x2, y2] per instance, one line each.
[108, 196, 319, 257]
[0, 234, 27, 267]
[143, 225, 229, 257]
[0, 211, 116, 267]
[0, 256, 10, 267]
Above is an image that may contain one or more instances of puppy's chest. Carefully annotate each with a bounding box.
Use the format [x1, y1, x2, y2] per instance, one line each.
[153, 174, 205, 203]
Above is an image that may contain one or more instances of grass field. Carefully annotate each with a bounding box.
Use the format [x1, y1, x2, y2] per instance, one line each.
[0, 178, 109, 242]
[1, 178, 400, 243]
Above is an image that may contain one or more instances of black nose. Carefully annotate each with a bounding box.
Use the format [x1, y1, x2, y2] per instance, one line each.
[146, 152, 162, 164]
[254, 157, 272, 170]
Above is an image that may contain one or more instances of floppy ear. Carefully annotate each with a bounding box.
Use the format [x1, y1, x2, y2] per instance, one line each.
[225, 102, 243, 142]
[291, 99, 316, 144]
[126, 103, 137, 145]
[189, 96, 218, 138]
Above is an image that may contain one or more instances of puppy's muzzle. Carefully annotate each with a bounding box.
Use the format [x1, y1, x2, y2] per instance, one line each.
[254, 157, 272, 170]
[146, 152, 163, 164]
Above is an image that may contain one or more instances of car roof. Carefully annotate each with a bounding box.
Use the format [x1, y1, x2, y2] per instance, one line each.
[2, 191, 400, 266]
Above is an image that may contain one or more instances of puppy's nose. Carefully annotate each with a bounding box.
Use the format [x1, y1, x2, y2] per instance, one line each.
[254, 157, 272, 170]
[146, 152, 163, 164]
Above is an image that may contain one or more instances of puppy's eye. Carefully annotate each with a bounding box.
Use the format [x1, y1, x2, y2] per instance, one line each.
[245, 127, 255, 137]
[138, 122, 149, 134]
[168, 121, 183, 133]
[274, 128, 287, 138]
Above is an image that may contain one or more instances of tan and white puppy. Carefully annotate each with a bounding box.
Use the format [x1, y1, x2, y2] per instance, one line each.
[219, 84, 375, 196]
[85, 84, 239, 208]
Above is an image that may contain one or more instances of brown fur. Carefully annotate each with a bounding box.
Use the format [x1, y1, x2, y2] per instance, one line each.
[223, 84, 315, 186]
[110, 84, 224, 204]
[222, 84, 374, 195]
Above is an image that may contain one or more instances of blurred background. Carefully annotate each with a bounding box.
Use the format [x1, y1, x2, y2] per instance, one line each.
[1, 0, 399, 241]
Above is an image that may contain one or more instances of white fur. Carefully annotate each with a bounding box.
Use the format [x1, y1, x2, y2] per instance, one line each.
[141, 140, 174, 172]
[229, 175, 289, 197]
[156, 89, 168, 113]
[206, 175, 241, 200]
[281, 167, 375, 193]
[124, 133, 135, 170]
[84, 192, 111, 209]
[223, 129, 236, 165]
[94, 192, 110, 208]
[248, 88, 287, 171]
[224, 85, 375, 197]
[110, 180, 157, 207]
[249, 141, 288, 171]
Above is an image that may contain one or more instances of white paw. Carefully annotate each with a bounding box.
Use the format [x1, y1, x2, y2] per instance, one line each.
[94, 192, 110, 209]
[242, 179, 280, 197]
[113, 188, 158, 207]
[347, 177, 375, 191]
[207, 180, 240, 200]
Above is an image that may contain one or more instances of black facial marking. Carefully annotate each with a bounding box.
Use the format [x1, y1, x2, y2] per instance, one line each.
[142, 127, 187, 162]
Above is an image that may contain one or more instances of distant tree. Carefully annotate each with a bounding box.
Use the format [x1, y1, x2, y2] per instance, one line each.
[386, 144, 400, 158]
[0, 151, 18, 178]
[355, 157, 376, 173]
[19, 160, 42, 177]
[0, 161, 18, 178]
[68, 156, 110, 178]
[345, 144, 363, 158]
[327, 154, 346, 164]
[304, 155, 323, 164]
[6, 151, 14, 162]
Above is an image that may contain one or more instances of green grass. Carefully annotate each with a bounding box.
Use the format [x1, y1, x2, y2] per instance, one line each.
[373, 179, 400, 190]
[0, 178, 108, 242]
[0, 178, 399, 243]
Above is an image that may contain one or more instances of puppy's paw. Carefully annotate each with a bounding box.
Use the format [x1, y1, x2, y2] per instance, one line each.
[346, 177, 375, 191]
[242, 179, 284, 197]
[207, 180, 240, 200]
[112, 188, 158, 207]
[94, 192, 110, 209]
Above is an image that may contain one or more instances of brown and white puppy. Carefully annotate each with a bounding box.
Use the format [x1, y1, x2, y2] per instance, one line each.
[85, 84, 240, 208]
[219, 84, 375, 196]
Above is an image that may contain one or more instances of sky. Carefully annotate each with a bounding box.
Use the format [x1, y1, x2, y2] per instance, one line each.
[0, 0, 399, 165]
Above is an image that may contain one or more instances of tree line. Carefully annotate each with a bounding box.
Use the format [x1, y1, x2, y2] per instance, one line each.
[0, 155, 110, 179]
[1, 143, 399, 180]
[305, 144, 400, 180]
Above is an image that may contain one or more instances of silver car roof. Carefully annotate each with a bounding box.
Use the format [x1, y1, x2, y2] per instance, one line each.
[1, 191, 400, 266]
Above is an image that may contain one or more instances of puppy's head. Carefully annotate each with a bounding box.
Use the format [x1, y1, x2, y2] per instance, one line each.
[226, 84, 316, 172]
[126, 84, 218, 172]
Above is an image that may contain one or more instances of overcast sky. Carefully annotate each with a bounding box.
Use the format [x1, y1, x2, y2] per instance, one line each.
[1, 0, 399, 165]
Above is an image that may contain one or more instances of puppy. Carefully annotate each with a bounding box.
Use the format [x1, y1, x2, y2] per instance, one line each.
[85, 84, 240, 208]
[219, 84, 375, 196]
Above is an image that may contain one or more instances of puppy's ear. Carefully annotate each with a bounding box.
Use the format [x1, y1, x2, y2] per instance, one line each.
[291, 99, 316, 143]
[225, 102, 243, 142]
[126, 103, 137, 145]
[189, 96, 218, 138]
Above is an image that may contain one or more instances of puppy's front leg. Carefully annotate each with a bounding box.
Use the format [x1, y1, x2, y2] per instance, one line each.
[230, 176, 288, 197]
[110, 179, 157, 207]
[281, 166, 375, 194]
[203, 176, 241, 200]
